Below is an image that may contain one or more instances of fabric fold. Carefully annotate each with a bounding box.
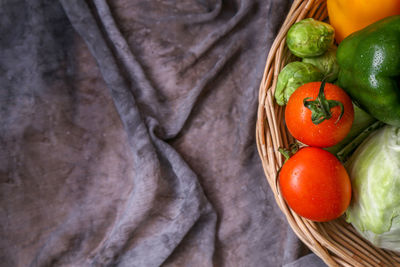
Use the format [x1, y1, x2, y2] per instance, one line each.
[0, 0, 326, 266]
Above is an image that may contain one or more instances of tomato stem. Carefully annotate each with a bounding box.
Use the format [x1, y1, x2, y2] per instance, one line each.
[303, 81, 344, 125]
[278, 148, 291, 161]
[278, 143, 299, 162]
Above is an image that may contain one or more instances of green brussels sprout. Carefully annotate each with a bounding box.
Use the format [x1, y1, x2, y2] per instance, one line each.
[286, 18, 335, 58]
[303, 45, 340, 82]
[274, 61, 323, 106]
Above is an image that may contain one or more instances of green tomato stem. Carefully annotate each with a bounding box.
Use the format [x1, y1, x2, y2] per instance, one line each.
[278, 143, 300, 162]
[303, 81, 344, 125]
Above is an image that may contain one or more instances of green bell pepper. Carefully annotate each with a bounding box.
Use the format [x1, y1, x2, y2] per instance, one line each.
[337, 15, 400, 127]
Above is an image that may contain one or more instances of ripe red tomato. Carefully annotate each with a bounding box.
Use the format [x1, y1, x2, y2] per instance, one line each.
[279, 147, 351, 222]
[285, 81, 354, 148]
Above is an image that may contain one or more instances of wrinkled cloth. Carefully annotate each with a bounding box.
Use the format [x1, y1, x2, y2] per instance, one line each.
[0, 0, 326, 266]
[283, 254, 327, 267]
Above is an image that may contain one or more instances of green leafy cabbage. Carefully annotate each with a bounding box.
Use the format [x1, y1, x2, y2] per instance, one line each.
[346, 125, 400, 251]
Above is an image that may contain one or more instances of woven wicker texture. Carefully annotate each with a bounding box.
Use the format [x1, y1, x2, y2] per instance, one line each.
[256, 0, 400, 266]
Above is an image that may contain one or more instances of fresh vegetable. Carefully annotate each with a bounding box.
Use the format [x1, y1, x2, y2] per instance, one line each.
[279, 146, 352, 222]
[334, 120, 384, 163]
[286, 18, 335, 58]
[327, 0, 400, 43]
[337, 15, 400, 127]
[325, 104, 377, 155]
[285, 81, 354, 147]
[274, 62, 323, 106]
[345, 125, 400, 251]
[302, 45, 339, 82]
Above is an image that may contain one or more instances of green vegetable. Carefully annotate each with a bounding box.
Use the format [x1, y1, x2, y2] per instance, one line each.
[345, 125, 400, 251]
[274, 62, 323, 106]
[303, 45, 339, 82]
[337, 15, 400, 127]
[325, 104, 377, 156]
[286, 18, 335, 58]
[335, 120, 384, 163]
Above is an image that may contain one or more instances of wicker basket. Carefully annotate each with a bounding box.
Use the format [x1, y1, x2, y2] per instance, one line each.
[256, 0, 400, 266]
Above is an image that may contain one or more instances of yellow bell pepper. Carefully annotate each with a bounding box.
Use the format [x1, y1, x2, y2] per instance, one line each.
[327, 0, 400, 43]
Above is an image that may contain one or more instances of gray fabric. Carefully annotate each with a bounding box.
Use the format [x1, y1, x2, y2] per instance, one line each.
[283, 254, 327, 267]
[1, 0, 325, 266]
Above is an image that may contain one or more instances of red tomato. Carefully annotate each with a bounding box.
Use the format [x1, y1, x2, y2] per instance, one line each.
[285, 82, 354, 148]
[279, 147, 351, 222]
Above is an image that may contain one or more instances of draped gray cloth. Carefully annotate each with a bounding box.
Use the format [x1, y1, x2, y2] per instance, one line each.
[0, 0, 326, 266]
